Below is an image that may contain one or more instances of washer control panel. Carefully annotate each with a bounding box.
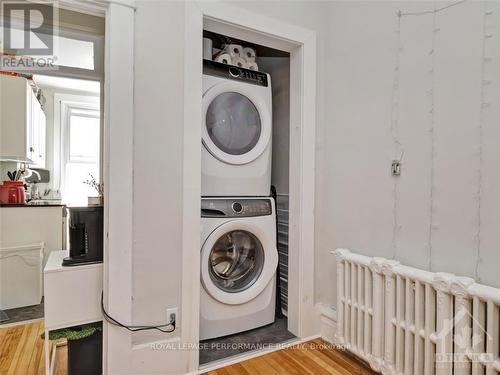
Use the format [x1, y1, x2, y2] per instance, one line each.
[203, 59, 268, 87]
[201, 198, 272, 218]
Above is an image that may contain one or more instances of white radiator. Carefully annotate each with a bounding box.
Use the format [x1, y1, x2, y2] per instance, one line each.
[332, 248, 500, 375]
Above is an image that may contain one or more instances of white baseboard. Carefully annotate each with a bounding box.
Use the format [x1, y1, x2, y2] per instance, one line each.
[315, 302, 337, 343]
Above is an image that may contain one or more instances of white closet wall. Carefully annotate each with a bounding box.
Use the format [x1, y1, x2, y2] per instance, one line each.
[259, 56, 291, 315]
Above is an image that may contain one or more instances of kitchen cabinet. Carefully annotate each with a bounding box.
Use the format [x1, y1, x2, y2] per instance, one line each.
[29, 91, 47, 167]
[0, 75, 46, 167]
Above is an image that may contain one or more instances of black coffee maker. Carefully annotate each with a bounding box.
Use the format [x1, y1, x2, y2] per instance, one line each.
[63, 206, 103, 266]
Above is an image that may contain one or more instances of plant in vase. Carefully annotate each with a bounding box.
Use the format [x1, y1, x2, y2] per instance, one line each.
[42, 322, 102, 375]
[83, 174, 103, 206]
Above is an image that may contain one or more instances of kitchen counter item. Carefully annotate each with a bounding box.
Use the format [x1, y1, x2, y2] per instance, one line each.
[0, 180, 25, 204]
[63, 206, 103, 266]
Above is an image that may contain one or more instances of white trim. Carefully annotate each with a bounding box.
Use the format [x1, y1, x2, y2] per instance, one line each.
[315, 302, 338, 344]
[56, 0, 136, 16]
[101, 2, 135, 375]
[181, 1, 203, 372]
[47, 1, 135, 375]
[184, 2, 317, 372]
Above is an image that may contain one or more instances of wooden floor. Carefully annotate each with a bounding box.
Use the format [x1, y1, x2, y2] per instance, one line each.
[0, 321, 67, 375]
[0, 321, 46, 375]
[203, 339, 376, 375]
[1, 323, 374, 375]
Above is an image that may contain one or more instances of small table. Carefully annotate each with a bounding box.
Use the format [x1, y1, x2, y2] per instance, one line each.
[43, 250, 103, 374]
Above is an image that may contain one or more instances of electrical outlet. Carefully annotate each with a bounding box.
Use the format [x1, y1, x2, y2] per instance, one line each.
[167, 307, 178, 326]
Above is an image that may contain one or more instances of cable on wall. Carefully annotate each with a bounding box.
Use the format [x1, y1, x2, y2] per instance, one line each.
[395, 0, 479, 273]
[392, 0, 469, 264]
[474, 2, 494, 282]
[426, 1, 438, 272]
[399, 0, 467, 17]
[100, 292, 176, 333]
[390, 11, 403, 260]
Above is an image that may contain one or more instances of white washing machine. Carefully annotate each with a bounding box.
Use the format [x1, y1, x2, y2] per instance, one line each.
[202, 60, 272, 197]
[200, 197, 278, 340]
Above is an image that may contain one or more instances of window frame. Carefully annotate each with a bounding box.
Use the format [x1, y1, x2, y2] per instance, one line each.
[53, 93, 100, 193]
[66, 107, 100, 164]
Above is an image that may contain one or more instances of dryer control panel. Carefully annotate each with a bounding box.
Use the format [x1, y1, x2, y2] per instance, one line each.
[201, 198, 272, 218]
[203, 59, 269, 87]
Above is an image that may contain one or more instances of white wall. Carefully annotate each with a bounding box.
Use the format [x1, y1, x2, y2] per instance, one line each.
[316, 0, 500, 309]
[259, 56, 291, 194]
[130, 1, 186, 372]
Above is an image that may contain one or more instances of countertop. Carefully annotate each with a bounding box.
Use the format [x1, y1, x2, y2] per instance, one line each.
[44, 250, 103, 273]
[0, 202, 65, 207]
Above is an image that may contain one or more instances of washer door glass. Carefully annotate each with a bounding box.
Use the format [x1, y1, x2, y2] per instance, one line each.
[208, 230, 264, 293]
[206, 92, 262, 155]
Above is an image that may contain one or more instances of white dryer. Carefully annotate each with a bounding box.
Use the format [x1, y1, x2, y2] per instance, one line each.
[200, 197, 278, 340]
[202, 60, 272, 197]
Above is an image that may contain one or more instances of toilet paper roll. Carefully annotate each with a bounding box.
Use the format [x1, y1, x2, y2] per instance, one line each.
[242, 47, 256, 62]
[231, 56, 248, 69]
[215, 53, 231, 65]
[224, 44, 243, 58]
[247, 61, 259, 71]
[203, 38, 213, 60]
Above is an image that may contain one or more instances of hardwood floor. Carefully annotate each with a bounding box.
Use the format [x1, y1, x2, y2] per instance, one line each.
[1, 323, 374, 375]
[202, 339, 377, 375]
[0, 321, 46, 375]
[0, 321, 67, 375]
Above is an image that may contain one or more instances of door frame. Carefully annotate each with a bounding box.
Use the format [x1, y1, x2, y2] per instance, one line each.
[55, 1, 136, 374]
[38, 1, 134, 373]
[182, 2, 317, 372]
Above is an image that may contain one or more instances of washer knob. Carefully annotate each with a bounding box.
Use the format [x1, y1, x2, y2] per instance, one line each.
[232, 202, 243, 213]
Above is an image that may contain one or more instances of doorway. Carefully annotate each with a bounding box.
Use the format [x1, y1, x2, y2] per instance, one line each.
[198, 30, 295, 365]
[182, 3, 317, 372]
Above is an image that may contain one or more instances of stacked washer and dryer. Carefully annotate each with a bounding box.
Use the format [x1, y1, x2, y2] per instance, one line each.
[200, 59, 278, 340]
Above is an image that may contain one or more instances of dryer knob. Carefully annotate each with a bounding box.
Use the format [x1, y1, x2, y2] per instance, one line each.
[229, 66, 240, 78]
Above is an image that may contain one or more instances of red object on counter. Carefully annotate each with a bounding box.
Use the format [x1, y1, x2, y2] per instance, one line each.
[0, 180, 26, 204]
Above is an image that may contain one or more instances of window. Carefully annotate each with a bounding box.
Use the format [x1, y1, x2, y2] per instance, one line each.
[55, 36, 96, 71]
[60, 102, 100, 206]
[68, 109, 100, 162]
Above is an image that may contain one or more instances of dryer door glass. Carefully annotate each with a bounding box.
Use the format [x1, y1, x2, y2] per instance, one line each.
[209, 230, 264, 293]
[206, 92, 261, 155]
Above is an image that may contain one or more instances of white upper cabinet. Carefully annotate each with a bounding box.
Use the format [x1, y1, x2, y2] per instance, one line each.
[0, 75, 46, 167]
[30, 91, 46, 168]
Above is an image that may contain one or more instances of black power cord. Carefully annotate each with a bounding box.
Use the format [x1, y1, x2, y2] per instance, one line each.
[100, 292, 176, 334]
